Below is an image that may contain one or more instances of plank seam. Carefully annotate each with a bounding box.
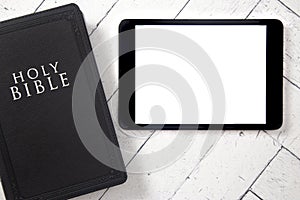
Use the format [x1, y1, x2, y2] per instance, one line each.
[239, 146, 282, 199]
[249, 190, 263, 200]
[277, 0, 300, 18]
[125, 131, 156, 167]
[98, 188, 109, 200]
[34, 0, 46, 13]
[89, 0, 120, 36]
[282, 145, 300, 162]
[174, 0, 191, 19]
[107, 88, 119, 103]
[168, 132, 224, 200]
[284, 75, 300, 90]
[245, 0, 262, 19]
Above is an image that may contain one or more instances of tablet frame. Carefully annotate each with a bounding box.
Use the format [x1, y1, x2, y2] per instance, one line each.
[119, 19, 283, 130]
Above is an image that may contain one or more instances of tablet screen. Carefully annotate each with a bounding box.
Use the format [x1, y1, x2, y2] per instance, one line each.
[135, 25, 267, 124]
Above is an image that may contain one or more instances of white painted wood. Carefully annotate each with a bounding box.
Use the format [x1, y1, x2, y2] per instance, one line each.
[37, 0, 118, 35]
[100, 131, 280, 200]
[248, 0, 300, 86]
[177, 0, 260, 19]
[242, 191, 261, 200]
[280, 0, 300, 16]
[0, 0, 42, 21]
[171, 131, 280, 200]
[252, 148, 300, 200]
[100, 129, 224, 200]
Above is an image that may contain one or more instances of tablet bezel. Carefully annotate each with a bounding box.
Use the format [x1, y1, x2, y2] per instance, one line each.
[119, 19, 283, 130]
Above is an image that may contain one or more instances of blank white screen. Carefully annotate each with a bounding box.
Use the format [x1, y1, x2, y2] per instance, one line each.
[135, 25, 266, 124]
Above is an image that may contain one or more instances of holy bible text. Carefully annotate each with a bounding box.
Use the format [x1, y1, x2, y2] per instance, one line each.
[10, 61, 70, 101]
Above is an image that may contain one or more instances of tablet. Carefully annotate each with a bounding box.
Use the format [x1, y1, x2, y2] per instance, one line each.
[119, 19, 283, 130]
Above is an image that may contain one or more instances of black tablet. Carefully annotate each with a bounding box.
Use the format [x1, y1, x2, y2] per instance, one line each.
[119, 19, 283, 130]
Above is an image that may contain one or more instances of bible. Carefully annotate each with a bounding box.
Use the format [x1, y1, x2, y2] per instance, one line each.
[0, 4, 126, 200]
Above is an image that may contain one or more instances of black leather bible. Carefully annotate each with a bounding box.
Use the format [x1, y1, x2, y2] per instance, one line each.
[0, 4, 126, 200]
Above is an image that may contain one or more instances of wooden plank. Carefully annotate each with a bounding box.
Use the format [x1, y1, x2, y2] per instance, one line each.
[0, 0, 43, 21]
[36, 0, 118, 34]
[242, 191, 262, 200]
[177, 0, 260, 19]
[252, 148, 300, 200]
[170, 131, 280, 200]
[279, 0, 300, 17]
[100, 131, 280, 200]
[248, 0, 300, 86]
[100, 129, 224, 200]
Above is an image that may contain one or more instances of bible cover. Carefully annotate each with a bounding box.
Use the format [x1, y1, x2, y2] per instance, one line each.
[0, 4, 126, 200]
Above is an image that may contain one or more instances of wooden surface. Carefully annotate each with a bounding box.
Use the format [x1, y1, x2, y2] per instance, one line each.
[0, 0, 299, 199]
